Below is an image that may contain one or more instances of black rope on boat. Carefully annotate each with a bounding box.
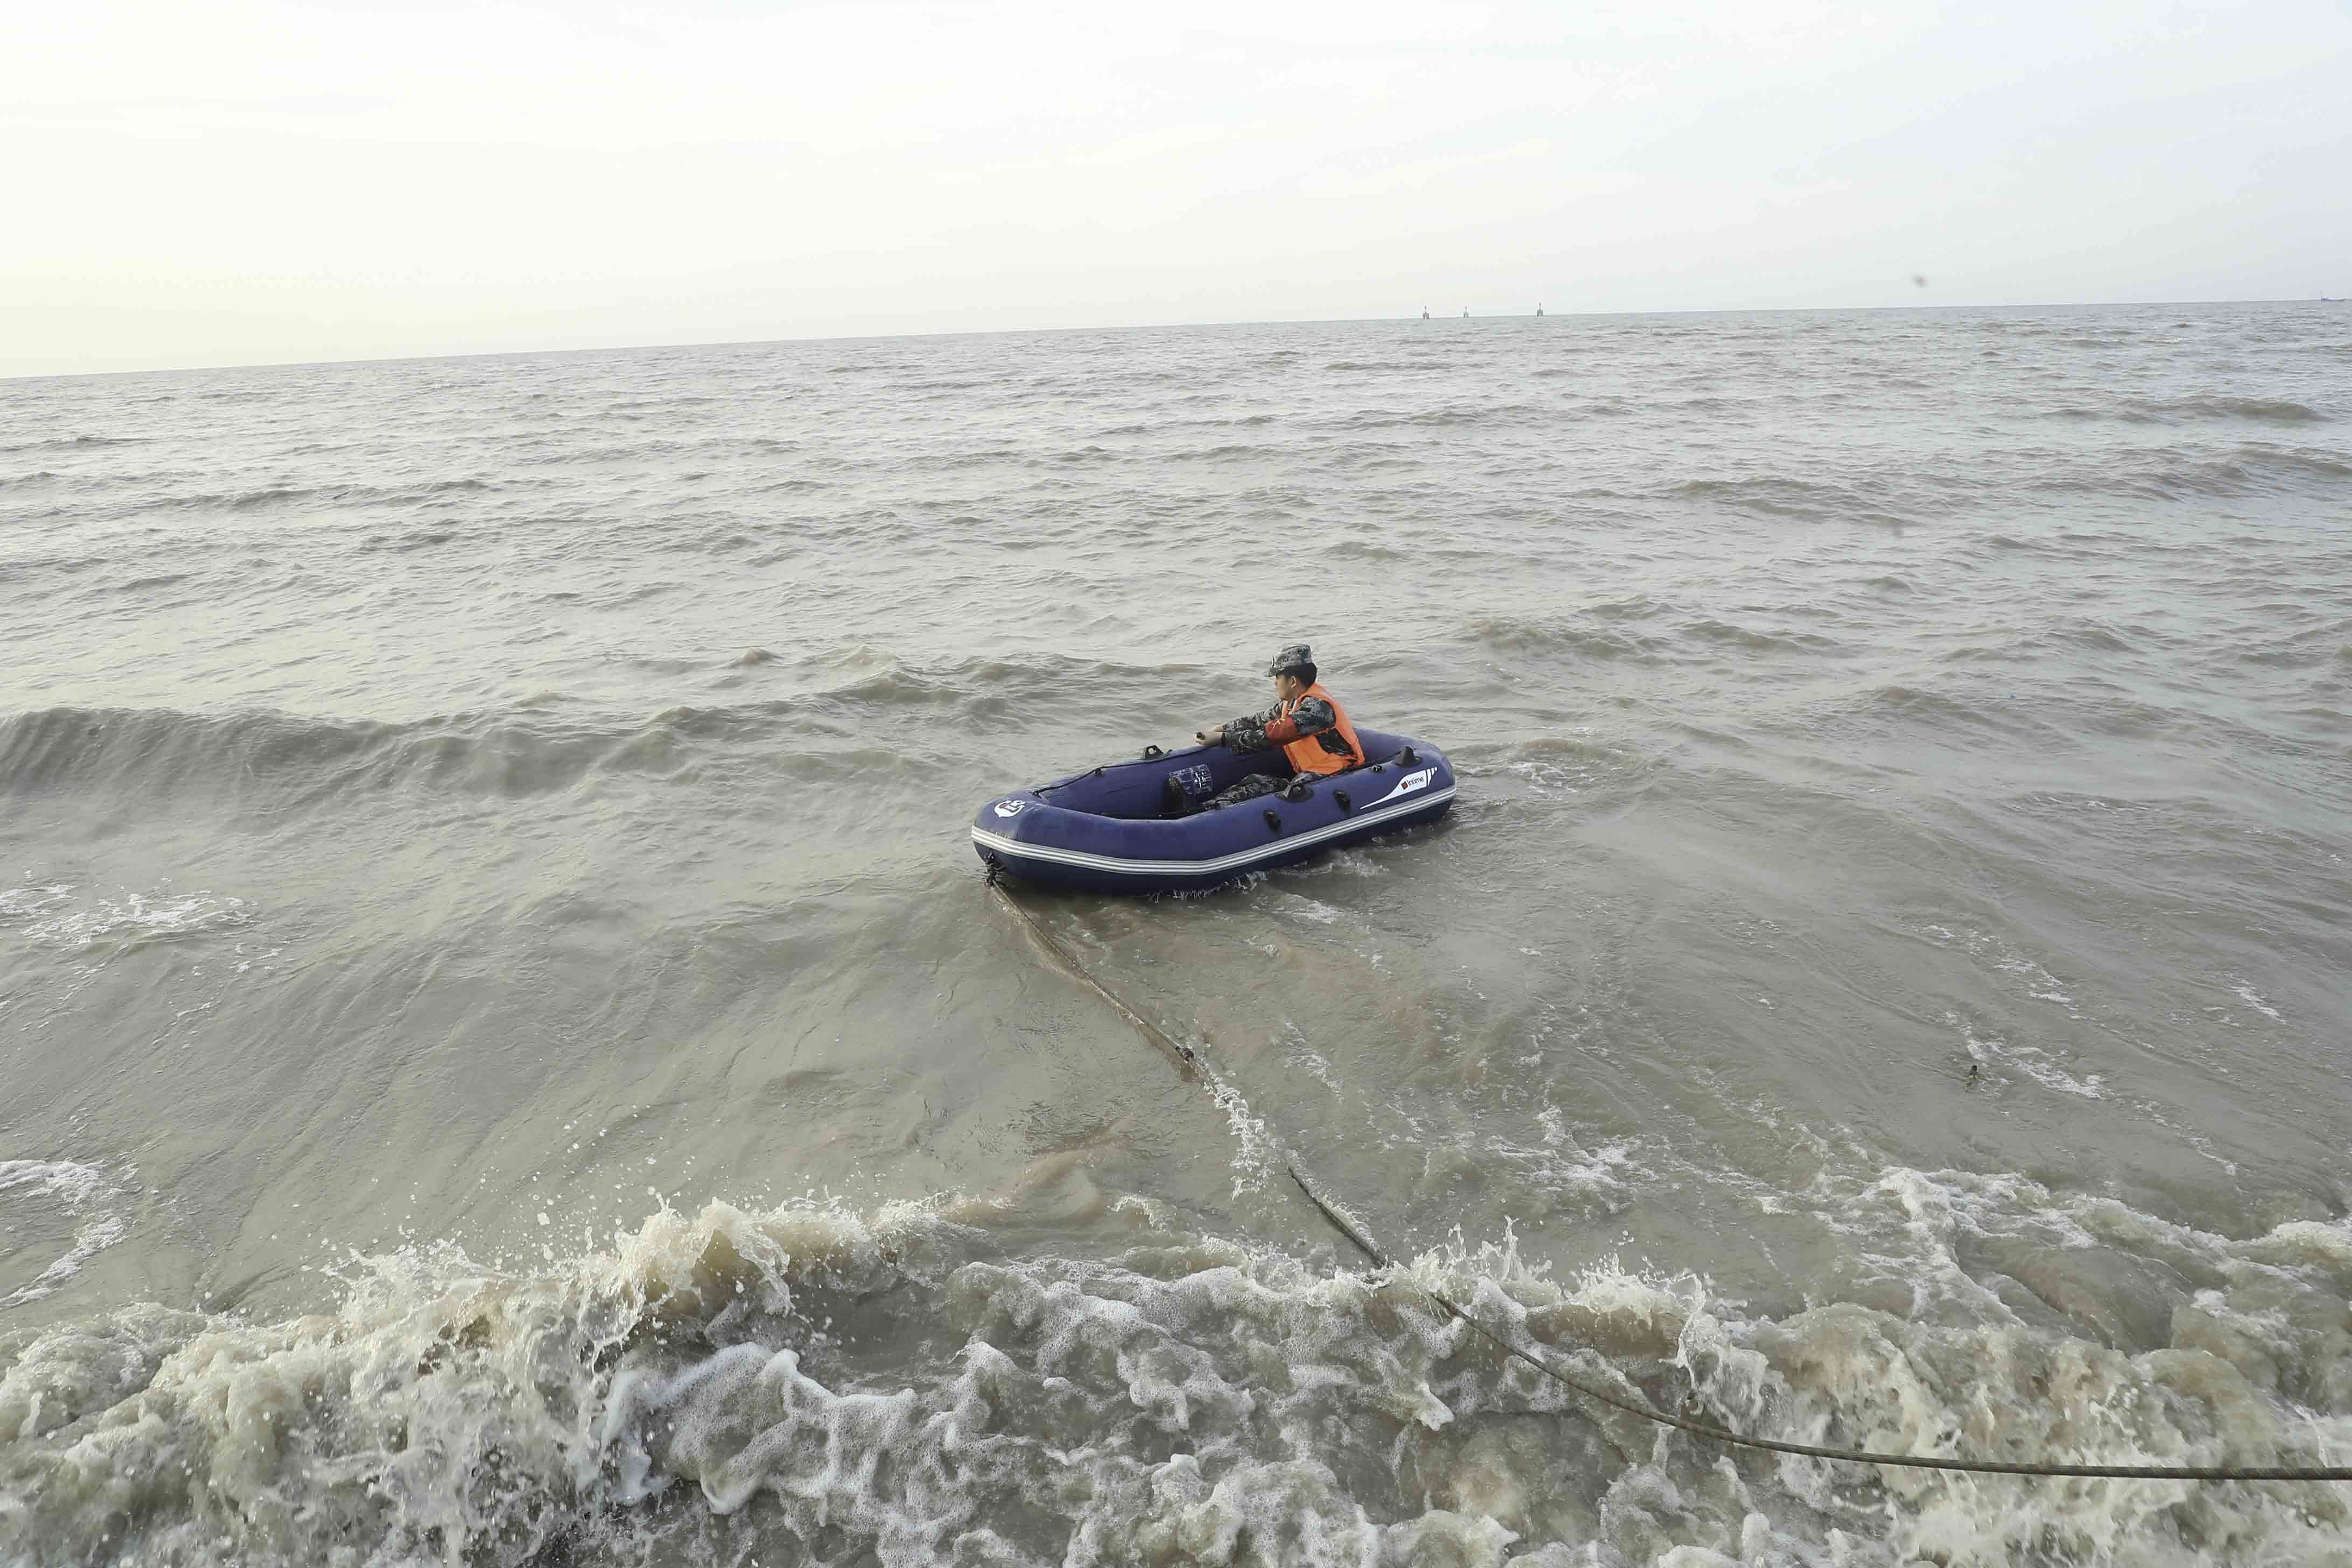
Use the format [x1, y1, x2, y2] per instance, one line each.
[1036, 749, 1182, 795]
[986, 877, 2352, 1485]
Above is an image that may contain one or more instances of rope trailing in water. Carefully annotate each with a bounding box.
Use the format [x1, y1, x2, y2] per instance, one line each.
[987, 874, 2352, 1484]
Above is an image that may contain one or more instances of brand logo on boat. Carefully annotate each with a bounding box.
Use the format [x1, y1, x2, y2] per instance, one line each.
[1372, 767, 1436, 806]
[992, 799, 1029, 818]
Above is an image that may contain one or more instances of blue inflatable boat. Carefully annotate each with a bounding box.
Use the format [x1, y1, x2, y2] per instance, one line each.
[971, 729, 1456, 894]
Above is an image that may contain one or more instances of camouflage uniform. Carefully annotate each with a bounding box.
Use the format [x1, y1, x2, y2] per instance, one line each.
[1202, 643, 1348, 809]
[1203, 772, 1291, 809]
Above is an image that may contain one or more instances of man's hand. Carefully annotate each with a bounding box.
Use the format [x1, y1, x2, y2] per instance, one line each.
[1196, 724, 1224, 746]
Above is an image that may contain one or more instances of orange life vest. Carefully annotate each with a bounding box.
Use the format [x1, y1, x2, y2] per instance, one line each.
[1271, 682, 1365, 776]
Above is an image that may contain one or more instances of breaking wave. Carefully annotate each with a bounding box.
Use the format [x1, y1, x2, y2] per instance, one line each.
[4, 1189, 2349, 1566]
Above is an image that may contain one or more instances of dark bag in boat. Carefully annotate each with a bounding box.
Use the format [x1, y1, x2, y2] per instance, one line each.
[1160, 762, 1217, 816]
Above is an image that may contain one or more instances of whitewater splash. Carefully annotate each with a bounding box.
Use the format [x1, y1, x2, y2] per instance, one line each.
[0, 1160, 128, 1310]
[0, 886, 250, 952]
[4, 1187, 2349, 1567]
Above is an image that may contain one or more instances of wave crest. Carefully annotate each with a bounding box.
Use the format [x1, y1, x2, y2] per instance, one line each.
[2048, 395, 2332, 425]
[4, 1192, 2347, 1566]
[1467, 615, 1665, 663]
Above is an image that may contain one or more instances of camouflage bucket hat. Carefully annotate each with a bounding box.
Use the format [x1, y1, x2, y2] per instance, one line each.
[1266, 643, 1314, 676]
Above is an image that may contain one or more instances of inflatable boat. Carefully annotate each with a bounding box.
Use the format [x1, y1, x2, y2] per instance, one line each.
[970, 729, 1455, 894]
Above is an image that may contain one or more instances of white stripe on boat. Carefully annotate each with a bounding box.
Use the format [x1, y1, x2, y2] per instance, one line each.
[1367, 766, 1437, 807]
[971, 786, 1455, 877]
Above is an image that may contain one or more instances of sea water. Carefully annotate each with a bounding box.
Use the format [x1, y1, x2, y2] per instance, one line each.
[3, 304, 2350, 1565]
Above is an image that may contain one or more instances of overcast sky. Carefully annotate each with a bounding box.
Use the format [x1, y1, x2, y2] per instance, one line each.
[5, 0, 2347, 377]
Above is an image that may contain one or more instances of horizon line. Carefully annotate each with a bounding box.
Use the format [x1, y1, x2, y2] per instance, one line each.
[6, 295, 2337, 386]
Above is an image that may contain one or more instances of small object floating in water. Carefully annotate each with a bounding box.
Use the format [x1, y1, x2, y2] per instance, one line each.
[972, 729, 1457, 894]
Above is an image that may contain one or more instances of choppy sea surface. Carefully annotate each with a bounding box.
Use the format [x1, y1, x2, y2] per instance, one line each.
[3, 303, 2350, 1567]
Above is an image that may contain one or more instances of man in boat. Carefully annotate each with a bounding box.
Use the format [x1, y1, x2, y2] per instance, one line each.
[1188, 643, 1366, 809]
